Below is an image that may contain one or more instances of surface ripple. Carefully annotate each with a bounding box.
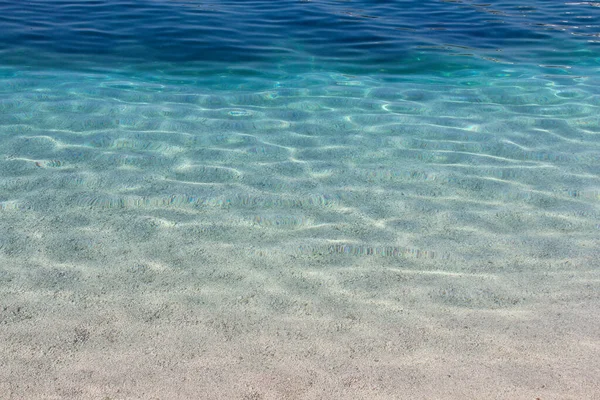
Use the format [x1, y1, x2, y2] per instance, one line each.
[1, 1, 600, 398]
[1, 0, 599, 74]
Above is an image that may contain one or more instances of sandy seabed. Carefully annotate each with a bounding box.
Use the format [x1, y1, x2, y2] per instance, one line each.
[1, 200, 598, 400]
[1, 68, 600, 399]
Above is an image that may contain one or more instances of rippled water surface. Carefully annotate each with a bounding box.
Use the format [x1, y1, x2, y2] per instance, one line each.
[1, 0, 599, 398]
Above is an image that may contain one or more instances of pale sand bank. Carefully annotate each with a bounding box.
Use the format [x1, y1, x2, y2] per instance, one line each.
[1, 205, 598, 399]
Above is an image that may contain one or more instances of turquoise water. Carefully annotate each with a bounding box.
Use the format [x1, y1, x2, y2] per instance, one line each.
[2, 63, 599, 261]
[1, 0, 600, 397]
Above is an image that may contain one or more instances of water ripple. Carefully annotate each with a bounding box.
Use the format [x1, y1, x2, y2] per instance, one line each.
[0, 0, 598, 75]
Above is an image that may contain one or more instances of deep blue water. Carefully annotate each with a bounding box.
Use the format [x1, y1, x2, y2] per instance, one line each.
[1, 0, 599, 75]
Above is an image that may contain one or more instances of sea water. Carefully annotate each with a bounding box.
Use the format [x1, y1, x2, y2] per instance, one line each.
[2, 0, 599, 261]
[1, 0, 599, 397]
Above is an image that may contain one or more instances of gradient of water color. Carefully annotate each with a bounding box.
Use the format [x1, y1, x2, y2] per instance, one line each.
[1, 0, 599, 398]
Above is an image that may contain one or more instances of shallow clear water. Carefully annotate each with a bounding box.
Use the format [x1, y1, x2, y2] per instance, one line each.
[2, 0, 599, 260]
[1, 0, 599, 397]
